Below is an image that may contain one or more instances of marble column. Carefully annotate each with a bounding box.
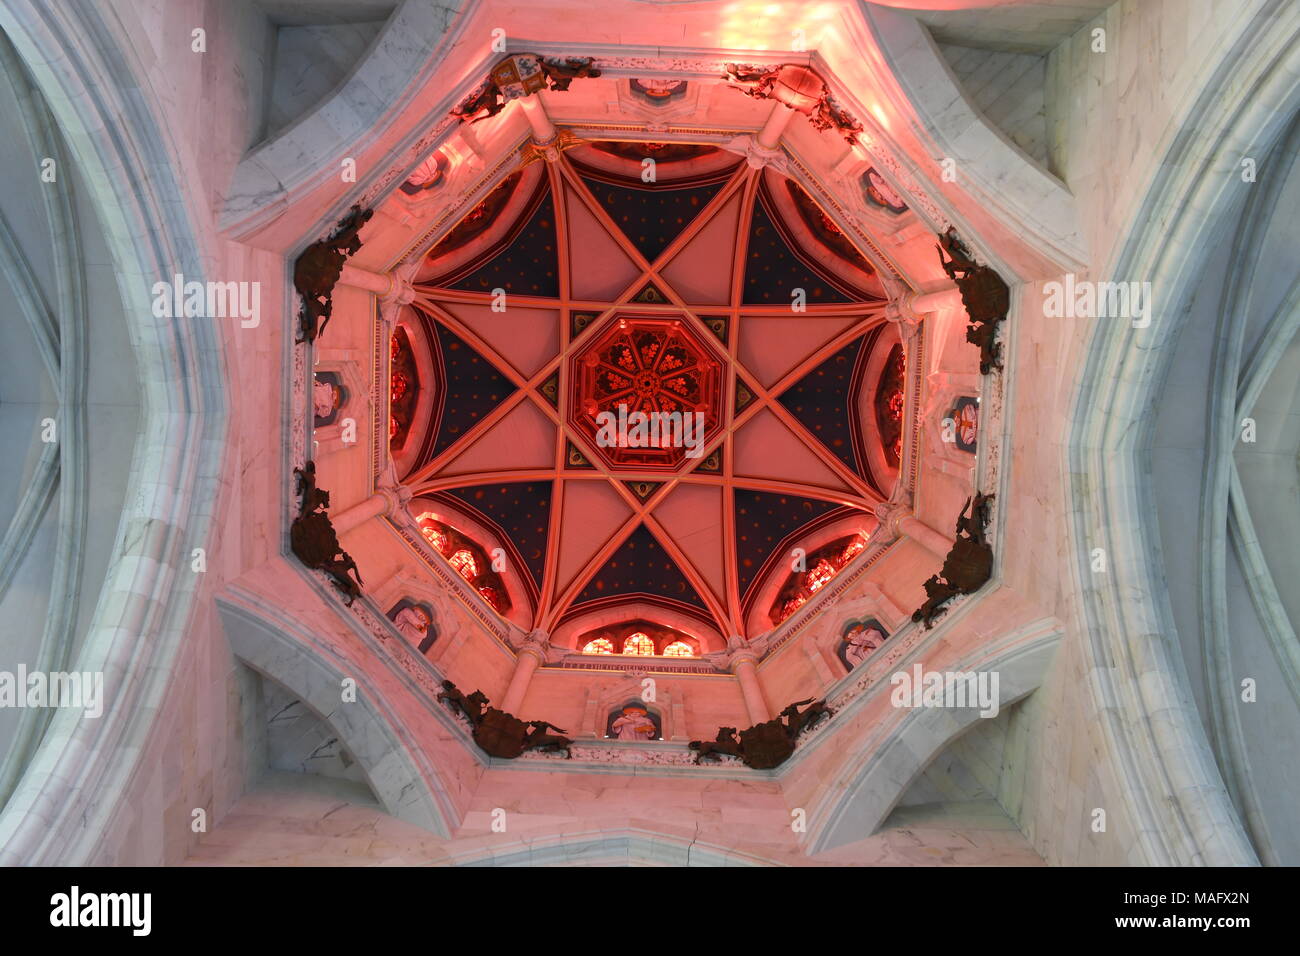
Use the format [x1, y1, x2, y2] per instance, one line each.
[756, 102, 796, 149]
[331, 484, 412, 535]
[501, 644, 544, 714]
[908, 287, 963, 315]
[339, 263, 414, 304]
[898, 513, 953, 557]
[875, 499, 951, 559]
[501, 630, 554, 714]
[519, 96, 557, 146]
[886, 284, 962, 343]
[730, 648, 770, 726]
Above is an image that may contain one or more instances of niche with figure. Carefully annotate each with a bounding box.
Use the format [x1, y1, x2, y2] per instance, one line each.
[605, 701, 662, 741]
[388, 598, 437, 654]
[837, 617, 889, 672]
[947, 396, 979, 453]
[313, 371, 346, 427]
[861, 166, 908, 215]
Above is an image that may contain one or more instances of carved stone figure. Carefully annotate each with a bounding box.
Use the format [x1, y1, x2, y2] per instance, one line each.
[739, 718, 797, 769]
[911, 492, 995, 628]
[313, 378, 341, 420]
[524, 720, 573, 758]
[843, 623, 886, 668]
[437, 679, 488, 726]
[936, 229, 1010, 374]
[691, 696, 831, 769]
[723, 63, 777, 98]
[538, 56, 601, 90]
[290, 462, 363, 605]
[435, 680, 572, 759]
[611, 705, 657, 741]
[689, 726, 743, 764]
[393, 605, 431, 644]
[451, 81, 507, 123]
[722, 63, 863, 143]
[452, 54, 600, 123]
[811, 94, 864, 143]
[294, 205, 373, 343]
[474, 707, 532, 759]
[780, 697, 833, 739]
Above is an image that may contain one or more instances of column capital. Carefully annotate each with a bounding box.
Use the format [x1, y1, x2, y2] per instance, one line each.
[721, 134, 789, 174]
[513, 628, 562, 664]
[708, 634, 768, 672]
[872, 490, 912, 541]
[378, 459, 414, 516]
[383, 267, 417, 306]
[885, 298, 925, 339]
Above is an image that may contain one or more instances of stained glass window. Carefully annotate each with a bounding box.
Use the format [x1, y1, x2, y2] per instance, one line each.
[770, 533, 870, 625]
[623, 632, 654, 656]
[449, 549, 478, 581]
[583, 638, 614, 655]
[420, 525, 448, 554]
[662, 640, 694, 658]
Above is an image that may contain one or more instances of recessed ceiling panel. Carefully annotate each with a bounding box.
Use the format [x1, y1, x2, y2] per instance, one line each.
[444, 480, 554, 591]
[731, 408, 852, 491]
[437, 399, 555, 477]
[737, 314, 864, 389]
[573, 523, 708, 610]
[554, 481, 634, 596]
[581, 175, 723, 265]
[425, 318, 518, 460]
[743, 197, 852, 305]
[563, 186, 641, 301]
[658, 190, 742, 305]
[652, 484, 727, 605]
[440, 302, 561, 378]
[734, 490, 845, 599]
[778, 335, 867, 475]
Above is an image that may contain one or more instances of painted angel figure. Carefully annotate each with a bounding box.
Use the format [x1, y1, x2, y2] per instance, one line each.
[611, 705, 657, 741]
[393, 605, 431, 645]
[844, 624, 886, 669]
[313, 378, 341, 420]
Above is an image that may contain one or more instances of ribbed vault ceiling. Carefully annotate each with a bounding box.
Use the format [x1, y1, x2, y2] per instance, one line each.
[394, 142, 902, 641]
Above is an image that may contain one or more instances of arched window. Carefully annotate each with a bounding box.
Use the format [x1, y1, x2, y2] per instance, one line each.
[449, 549, 478, 581]
[769, 533, 869, 626]
[662, 640, 695, 658]
[582, 638, 614, 655]
[623, 632, 654, 656]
